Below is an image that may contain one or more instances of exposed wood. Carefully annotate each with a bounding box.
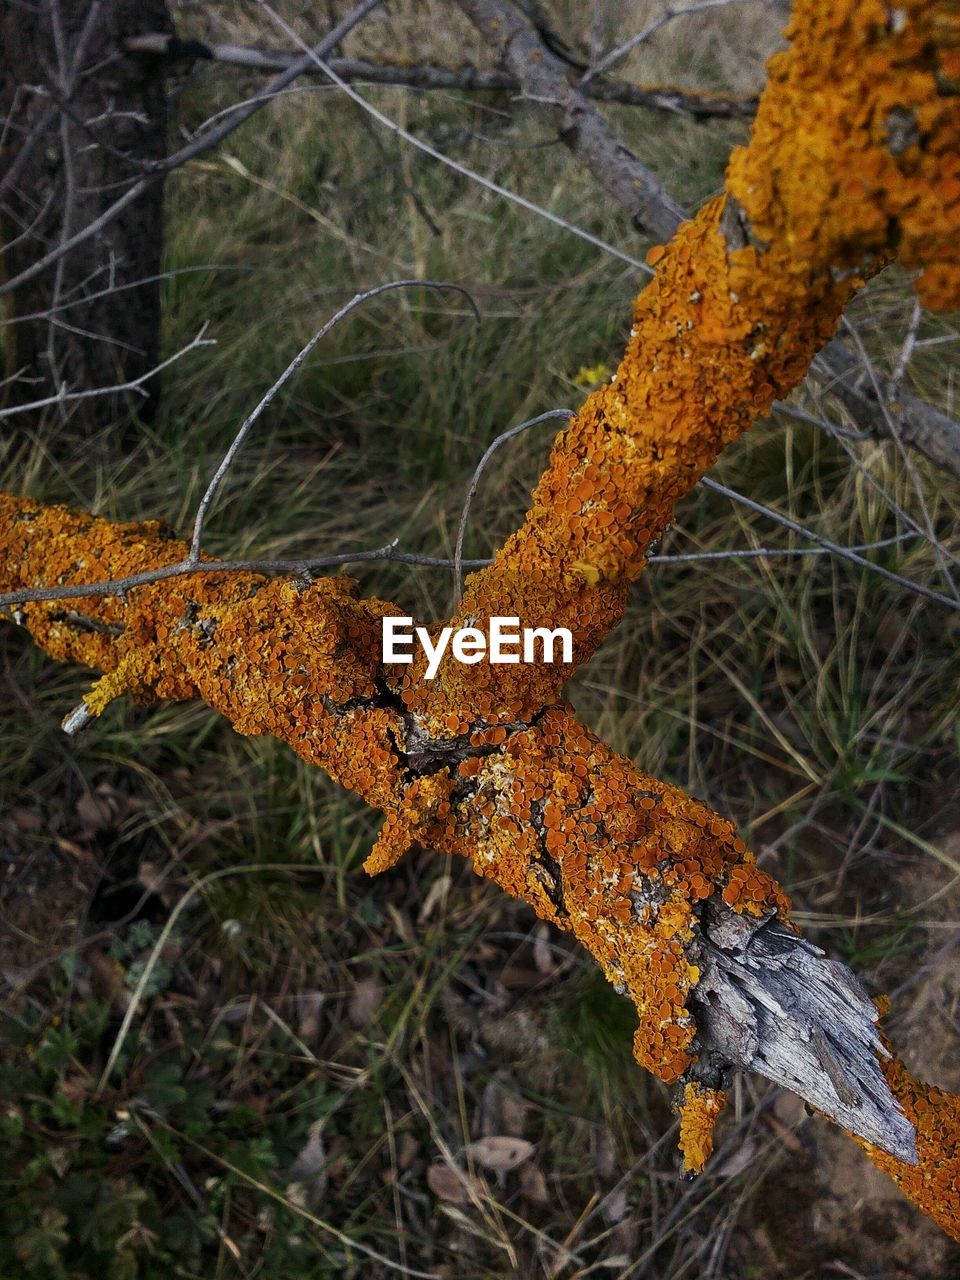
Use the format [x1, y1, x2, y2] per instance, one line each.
[690, 904, 917, 1161]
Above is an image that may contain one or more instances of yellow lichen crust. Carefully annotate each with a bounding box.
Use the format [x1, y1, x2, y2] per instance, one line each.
[0, 495, 787, 1086]
[0, 495, 407, 809]
[854, 1018, 960, 1242]
[678, 1082, 727, 1175]
[374, 704, 788, 1085]
[403, 193, 857, 733]
[727, 0, 960, 313]
[400, 0, 960, 736]
[2, 0, 959, 1243]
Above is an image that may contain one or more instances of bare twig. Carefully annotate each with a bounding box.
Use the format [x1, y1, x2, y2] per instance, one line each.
[582, 0, 760, 85]
[0, 548, 487, 613]
[838, 316, 960, 590]
[452, 0, 686, 240]
[700, 476, 960, 609]
[0, 535, 928, 615]
[0, 264, 262, 328]
[0, 0, 385, 300]
[121, 36, 758, 120]
[0, 327, 214, 420]
[891, 298, 923, 390]
[454, 408, 574, 601]
[189, 279, 479, 561]
[256, 3, 651, 271]
[810, 339, 960, 479]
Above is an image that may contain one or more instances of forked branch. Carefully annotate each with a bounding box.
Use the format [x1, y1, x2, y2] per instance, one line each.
[1, 0, 958, 1243]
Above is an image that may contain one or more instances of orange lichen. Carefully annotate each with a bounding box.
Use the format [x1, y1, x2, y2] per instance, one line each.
[851, 1004, 960, 1243]
[678, 1082, 728, 1175]
[727, 0, 960, 313]
[397, 704, 789, 1083]
[0, 495, 407, 810]
[0, 496, 786, 1087]
[399, 0, 960, 736]
[2, 0, 959, 1241]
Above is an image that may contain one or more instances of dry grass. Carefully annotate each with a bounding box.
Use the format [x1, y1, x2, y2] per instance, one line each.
[2, 2, 959, 1277]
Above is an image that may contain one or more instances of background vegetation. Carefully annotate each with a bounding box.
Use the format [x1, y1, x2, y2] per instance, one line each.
[2, 2, 959, 1276]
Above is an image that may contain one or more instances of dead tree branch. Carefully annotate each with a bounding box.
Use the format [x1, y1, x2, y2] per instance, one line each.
[120, 35, 758, 120]
[2, 0, 959, 1242]
[0, 0, 384, 303]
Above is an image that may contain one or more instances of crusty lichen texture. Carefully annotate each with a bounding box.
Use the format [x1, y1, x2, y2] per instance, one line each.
[2, 0, 959, 1243]
[852, 1007, 960, 1243]
[728, 0, 960, 313]
[407, 0, 960, 735]
[678, 1082, 727, 1176]
[0, 498, 786, 1087]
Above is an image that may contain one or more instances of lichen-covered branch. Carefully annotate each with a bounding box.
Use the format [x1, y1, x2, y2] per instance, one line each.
[2, 492, 957, 1234]
[456, 0, 960, 480]
[414, 0, 960, 734]
[2, 0, 959, 1244]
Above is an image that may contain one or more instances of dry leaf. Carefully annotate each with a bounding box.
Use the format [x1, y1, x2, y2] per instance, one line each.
[85, 947, 131, 1016]
[713, 1137, 757, 1177]
[418, 874, 452, 924]
[500, 1093, 528, 1139]
[286, 1122, 328, 1207]
[9, 807, 42, 832]
[427, 1163, 481, 1204]
[55, 836, 94, 864]
[288, 1123, 327, 1182]
[397, 1132, 420, 1171]
[297, 991, 325, 1042]
[594, 1126, 616, 1180]
[385, 903, 413, 942]
[75, 791, 112, 835]
[498, 966, 544, 989]
[600, 1186, 628, 1224]
[463, 1135, 534, 1174]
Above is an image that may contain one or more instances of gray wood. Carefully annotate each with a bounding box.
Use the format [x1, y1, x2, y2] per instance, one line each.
[688, 903, 917, 1162]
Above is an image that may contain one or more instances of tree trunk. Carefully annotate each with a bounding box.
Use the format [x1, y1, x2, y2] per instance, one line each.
[0, 0, 171, 431]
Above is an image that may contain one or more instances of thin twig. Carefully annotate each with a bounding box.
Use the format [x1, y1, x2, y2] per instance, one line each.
[256, 3, 652, 271]
[652, 532, 920, 563]
[0, 0, 385, 300]
[453, 408, 574, 602]
[0, 534, 928, 614]
[839, 315, 960, 587]
[891, 297, 923, 389]
[120, 37, 758, 119]
[0, 327, 214, 420]
[0, 264, 265, 328]
[189, 279, 478, 561]
[582, 0, 756, 85]
[700, 477, 960, 610]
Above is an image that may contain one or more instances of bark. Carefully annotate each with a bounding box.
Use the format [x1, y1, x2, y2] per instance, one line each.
[454, 0, 685, 241]
[121, 36, 759, 120]
[0, 0, 171, 430]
